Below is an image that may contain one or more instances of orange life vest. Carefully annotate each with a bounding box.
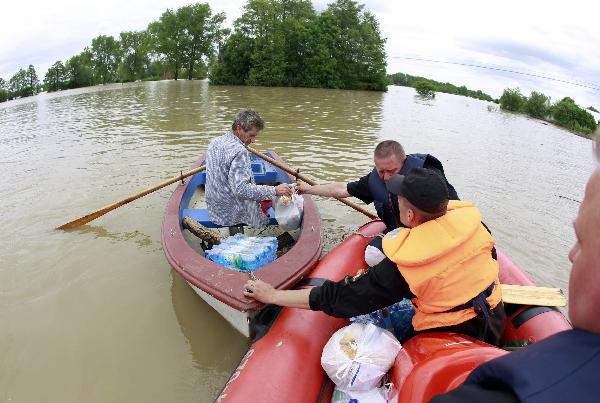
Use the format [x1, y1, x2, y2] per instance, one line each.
[382, 200, 502, 331]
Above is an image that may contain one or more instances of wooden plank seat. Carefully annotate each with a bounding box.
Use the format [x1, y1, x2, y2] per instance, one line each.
[182, 208, 278, 228]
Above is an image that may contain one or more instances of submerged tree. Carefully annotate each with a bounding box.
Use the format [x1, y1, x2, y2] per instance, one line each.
[211, 0, 387, 91]
[499, 88, 526, 112]
[550, 97, 597, 136]
[44, 61, 68, 92]
[148, 9, 185, 80]
[149, 3, 227, 80]
[178, 3, 228, 80]
[414, 80, 436, 98]
[91, 35, 121, 84]
[322, 0, 387, 90]
[525, 91, 550, 119]
[119, 30, 150, 82]
[26, 65, 40, 95]
[65, 50, 94, 88]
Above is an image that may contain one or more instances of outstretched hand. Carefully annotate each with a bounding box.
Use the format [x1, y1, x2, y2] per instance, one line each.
[244, 279, 277, 304]
[274, 184, 293, 196]
[294, 181, 312, 195]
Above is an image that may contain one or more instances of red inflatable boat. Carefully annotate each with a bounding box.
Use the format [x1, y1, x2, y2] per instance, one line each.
[216, 220, 571, 403]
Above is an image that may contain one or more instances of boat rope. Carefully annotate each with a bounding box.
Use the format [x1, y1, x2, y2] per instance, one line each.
[352, 231, 384, 239]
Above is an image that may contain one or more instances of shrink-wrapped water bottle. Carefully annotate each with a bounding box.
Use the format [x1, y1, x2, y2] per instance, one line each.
[349, 299, 415, 340]
[205, 234, 278, 271]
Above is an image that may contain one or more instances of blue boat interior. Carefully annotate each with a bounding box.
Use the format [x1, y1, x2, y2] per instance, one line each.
[179, 153, 291, 228]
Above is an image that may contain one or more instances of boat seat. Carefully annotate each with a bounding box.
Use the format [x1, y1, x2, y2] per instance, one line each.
[182, 208, 278, 228]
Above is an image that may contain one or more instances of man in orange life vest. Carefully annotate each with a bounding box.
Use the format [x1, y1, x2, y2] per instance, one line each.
[244, 167, 505, 345]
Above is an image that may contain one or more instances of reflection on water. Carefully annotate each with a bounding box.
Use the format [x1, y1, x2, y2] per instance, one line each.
[170, 272, 248, 399]
[0, 80, 593, 402]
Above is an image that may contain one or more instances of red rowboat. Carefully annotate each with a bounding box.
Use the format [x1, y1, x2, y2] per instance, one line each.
[161, 151, 323, 337]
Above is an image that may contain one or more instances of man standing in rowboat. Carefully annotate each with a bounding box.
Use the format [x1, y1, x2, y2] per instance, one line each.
[205, 109, 292, 229]
[245, 167, 505, 346]
[296, 140, 458, 266]
[431, 131, 600, 403]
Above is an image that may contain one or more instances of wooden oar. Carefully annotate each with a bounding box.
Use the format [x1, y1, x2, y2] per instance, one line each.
[500, 284, 566, 307]
[247, 146, 377, 220]
[56, 165, 206, 230]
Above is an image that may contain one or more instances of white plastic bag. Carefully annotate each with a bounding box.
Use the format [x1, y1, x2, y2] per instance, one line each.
[273, 193, 304, 231]
[321, 322, 402, 391]
[331, 385, 390, 403]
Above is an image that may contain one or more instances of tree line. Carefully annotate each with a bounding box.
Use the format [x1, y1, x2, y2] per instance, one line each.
[387, 72, 598, 137]
[387, 72, 495, 102]
[499, 88, 597, 137]
[0, 0, 387, 103]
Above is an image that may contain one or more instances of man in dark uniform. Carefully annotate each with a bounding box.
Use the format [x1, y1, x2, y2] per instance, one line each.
[296, 140, 458, 265]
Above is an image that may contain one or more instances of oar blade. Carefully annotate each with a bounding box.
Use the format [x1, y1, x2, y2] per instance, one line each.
[501, 284, 567, 307]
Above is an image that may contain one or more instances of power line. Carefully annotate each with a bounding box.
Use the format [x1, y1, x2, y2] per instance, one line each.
[390, 56, 600, 92]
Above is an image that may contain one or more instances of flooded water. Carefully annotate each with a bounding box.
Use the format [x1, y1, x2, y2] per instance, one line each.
[0, 81, 594, 402]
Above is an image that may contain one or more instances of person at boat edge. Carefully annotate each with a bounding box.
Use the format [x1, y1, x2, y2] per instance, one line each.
[430, 128, 600, 403]
[205, 108, 292, 229]
[245, 167, 505, 346]
[295, 139, 458, 267]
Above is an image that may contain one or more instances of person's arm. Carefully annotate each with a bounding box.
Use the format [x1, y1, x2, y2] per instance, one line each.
[244, 258, 415, 318]
[309, 258, 414, 317]
[297, 181, 351, 198]
[243, 284, 311, 309]
[228, 151, 277, 201]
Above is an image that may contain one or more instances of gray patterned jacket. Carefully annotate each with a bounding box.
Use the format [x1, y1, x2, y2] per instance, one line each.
[205, 132, 276, 228]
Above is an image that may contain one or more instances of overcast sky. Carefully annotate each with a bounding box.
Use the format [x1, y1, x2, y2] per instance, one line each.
[1, 0, 599, 107]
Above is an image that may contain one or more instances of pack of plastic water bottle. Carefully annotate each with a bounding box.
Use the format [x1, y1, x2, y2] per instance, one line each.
[205, 234, 278, 271]
[349, 299, 415, 341]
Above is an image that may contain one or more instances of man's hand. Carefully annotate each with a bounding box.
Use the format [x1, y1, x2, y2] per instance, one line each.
[274, 184, 293, 196]
[244, 279, 277, 304]
[295, 182, 312, 195]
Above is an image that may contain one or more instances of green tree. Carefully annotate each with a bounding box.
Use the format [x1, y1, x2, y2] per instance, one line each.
[177, 3, 228, 80]
[0, 78, 8, 102]
[414, 80, 436, 98]
[235, 0, 288, 87]
[8, 68, 29, 98]
[211, 0, 386, 90]
[26, 65, 39, 96]
[210, 31, 255, 85]
[90, 35, 121, 84]
[588, 106, 599, 113]
[148, 8, 185, 80]
[119, 30, 150, 82]
[499, 88, 526, 112]
[322, 0, 387, 90]
[524, 91, 550, 119]
[44, 61, 68, 92]
[388, 72, 493, 101]
[305, 15, 343, 87]
[65, 50, 94, 88]
[550, 97, 597, 136]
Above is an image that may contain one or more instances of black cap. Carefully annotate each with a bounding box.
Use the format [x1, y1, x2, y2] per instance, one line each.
[386, 168, 449, 213]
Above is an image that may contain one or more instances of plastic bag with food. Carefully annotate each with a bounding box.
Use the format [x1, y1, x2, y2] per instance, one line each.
[273, 192, 304, 231]
[321, 322, 402, 391]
